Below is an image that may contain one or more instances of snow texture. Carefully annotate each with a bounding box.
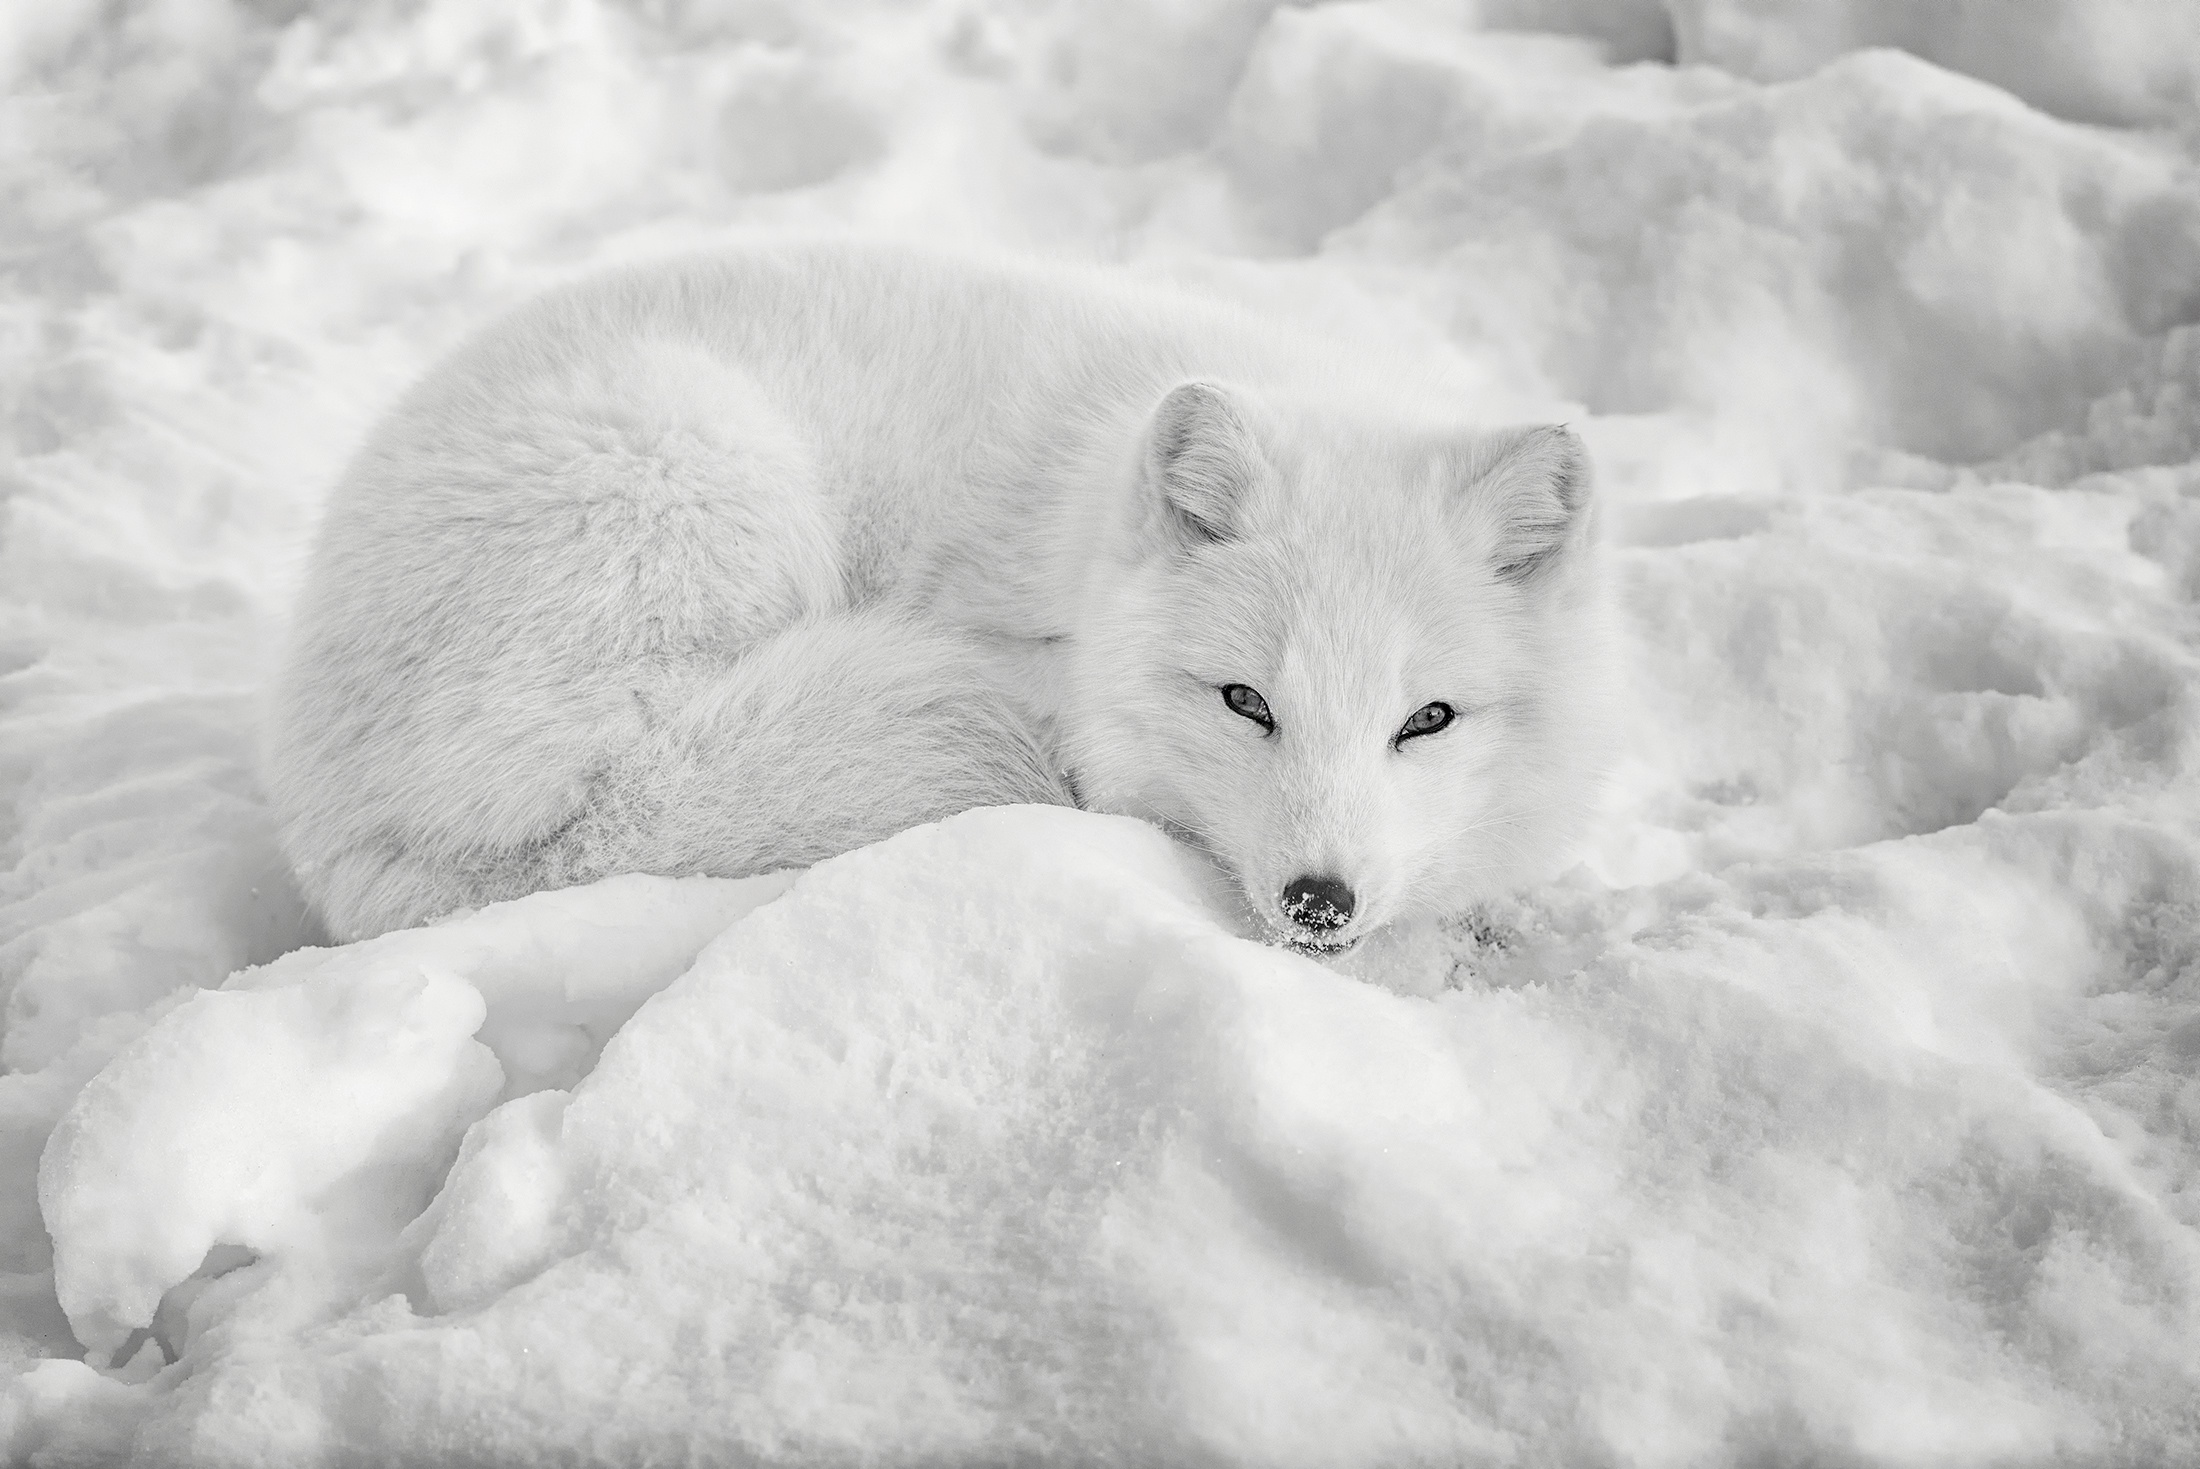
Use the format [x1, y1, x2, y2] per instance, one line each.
[4, 0, 2200, 1464]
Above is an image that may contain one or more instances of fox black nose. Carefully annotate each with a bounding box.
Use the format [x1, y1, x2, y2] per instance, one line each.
[1281, 874, 1355, 931]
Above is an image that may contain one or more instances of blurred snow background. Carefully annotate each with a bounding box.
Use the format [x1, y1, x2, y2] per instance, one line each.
[4, 0, 2200, 1463]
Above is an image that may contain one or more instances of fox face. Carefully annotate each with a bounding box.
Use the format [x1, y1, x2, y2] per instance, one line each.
[1063, 380, 1605, 953]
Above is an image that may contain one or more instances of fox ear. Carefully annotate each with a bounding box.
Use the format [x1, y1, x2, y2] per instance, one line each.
[1461, 424, 1594, 581]
[1142, 381, 1265, 546]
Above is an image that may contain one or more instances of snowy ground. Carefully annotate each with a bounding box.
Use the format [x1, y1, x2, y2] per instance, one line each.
[4, 1, 2200, 1463]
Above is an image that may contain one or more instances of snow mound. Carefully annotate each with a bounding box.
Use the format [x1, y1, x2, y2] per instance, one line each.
[18, 807, 2200, 1464]
[1314, 46, 2197, 470]
[1669, 0, 2200, 125]
[37, 872, 789, 1364]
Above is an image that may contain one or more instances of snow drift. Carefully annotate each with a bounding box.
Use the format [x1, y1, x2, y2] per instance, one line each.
[26, 806, 2200, 1465]
[3, 0, 2198, 1464]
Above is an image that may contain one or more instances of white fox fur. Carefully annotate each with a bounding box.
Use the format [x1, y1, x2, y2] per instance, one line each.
[268, 242, 1609, 945]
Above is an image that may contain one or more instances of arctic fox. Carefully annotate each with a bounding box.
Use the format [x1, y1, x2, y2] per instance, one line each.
[268, 243, 1608, 949]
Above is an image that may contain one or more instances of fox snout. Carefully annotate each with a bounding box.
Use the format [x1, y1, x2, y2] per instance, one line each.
[1282, 872, 1354, 928]
[1277, 871, 1359, 952]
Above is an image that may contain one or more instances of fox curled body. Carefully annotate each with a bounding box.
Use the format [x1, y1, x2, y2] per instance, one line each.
[268, 243, 1611, 950]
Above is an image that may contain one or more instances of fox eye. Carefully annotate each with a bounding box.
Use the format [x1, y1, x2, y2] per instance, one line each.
[1396, 701, 1455, 743]
[1220, 683, 1275, 731]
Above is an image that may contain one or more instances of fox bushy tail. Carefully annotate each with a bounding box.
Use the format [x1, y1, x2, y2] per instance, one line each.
[302, 607, 1069, 942]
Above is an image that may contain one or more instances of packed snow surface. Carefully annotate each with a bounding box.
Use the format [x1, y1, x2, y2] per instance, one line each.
[5, 0, 2200, 1464]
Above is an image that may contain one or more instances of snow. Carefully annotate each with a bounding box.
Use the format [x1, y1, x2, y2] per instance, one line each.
[3, 0, 2198, 1463]
[1667, 0, 2200, 126]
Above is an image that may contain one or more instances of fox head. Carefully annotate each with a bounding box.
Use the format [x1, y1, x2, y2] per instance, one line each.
[1062, 378, 1609, 954]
